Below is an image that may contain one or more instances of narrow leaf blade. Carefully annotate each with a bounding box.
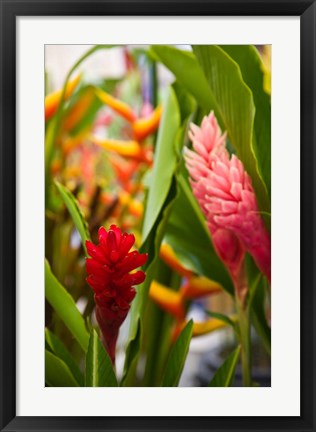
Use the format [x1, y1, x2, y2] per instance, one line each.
[206, 311, 236, 329]
[45, 259, 89, 352]
[251, 281, 271, 355]
[55, 181, 91, 254]
[162, 320, 193, 387]
[209, 345, 241, 387]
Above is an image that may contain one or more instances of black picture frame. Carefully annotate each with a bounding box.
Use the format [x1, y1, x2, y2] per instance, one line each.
[1, 1, 315, 431]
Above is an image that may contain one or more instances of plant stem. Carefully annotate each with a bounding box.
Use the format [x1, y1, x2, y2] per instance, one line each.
[236, 299, 252, 387]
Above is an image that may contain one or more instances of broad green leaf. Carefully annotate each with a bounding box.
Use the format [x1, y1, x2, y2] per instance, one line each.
[141, 87, 181, 244]
[45, 328, 84, 386]
[172, 81, 197, 123]
[165, 171, 234, 295]
[220, 45, 271, 197]
[162, 320, 193, 387]
[45, 350, 79, 387]
[55, 181, 91, 254]
[122, 180, 178, 385]
[123, 86, 186, 385]
[150, 46, 219, 116]
[85, 329, 118, 387]
[192, 45, 269, 214]
[209, 345, 241, 387]
[45, 259, 89, 352]
[120, 315, 142, 386]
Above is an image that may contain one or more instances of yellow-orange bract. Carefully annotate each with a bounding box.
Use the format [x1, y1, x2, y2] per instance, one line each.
[95, 88, 137, 123]
[45, 75, 81, 121]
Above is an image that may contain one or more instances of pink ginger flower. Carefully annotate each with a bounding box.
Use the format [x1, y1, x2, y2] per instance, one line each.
[184, 112, 270, 288]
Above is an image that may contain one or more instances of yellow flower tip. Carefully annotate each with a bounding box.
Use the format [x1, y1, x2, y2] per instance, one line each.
[192, 318, 227, 336]
[132, 105, 163, 141]
[118, 190, 129, 206]
[172, 317, 232, 341]
[94, 88, 137, 123]
[128, 200, 143, 217]
[181, 276, 223, 299]
[91, 136, 142, 158]
[159, 243, 194, 279]
[149, 280, 185, 320]
[45, 74, 81, 121]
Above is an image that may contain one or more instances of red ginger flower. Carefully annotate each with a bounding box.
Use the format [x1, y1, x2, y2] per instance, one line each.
[184, 112, 270, 288]
[86, 225, 147, 363]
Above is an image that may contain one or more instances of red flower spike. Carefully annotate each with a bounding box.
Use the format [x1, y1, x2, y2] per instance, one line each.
[85, 225, 147, 363]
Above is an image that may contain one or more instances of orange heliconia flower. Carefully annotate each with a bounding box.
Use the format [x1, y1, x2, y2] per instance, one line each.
[95, 88, 137, 123]
[45, 75, 81, 121]
[94, 88, 162, 142]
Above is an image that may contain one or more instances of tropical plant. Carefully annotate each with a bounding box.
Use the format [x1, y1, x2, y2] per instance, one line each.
[45, 44, 271, 387]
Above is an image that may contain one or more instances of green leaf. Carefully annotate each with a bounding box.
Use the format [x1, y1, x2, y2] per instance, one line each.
[122, 86, 186, 385]
[85, 329, 118, 387]
[165, 171, 234, 295]
[209, 345, 241, 387]
[150, 45, 218, 115]
[55, 181, 91, 254]
[245, 254, 271, 355]
[45, 350, 79, 387]
[172, 81, 197, 123]
[121, 180, 178, 385]
[220, 45, 271, 197]
[192, 45, 269, 214]
[251, 279, 271, 355]
[45, 259, 89, 352]
[141, 86, 181, 245]
[120, 316, 142, 386]
[206, 311, 236, 330]
[45, 328, 84, 386]
[245, 253, 263, 308]
[162, 320, 193, 387]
